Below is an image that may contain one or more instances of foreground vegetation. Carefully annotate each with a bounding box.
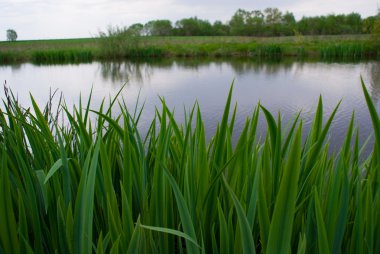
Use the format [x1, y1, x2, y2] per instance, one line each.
[0, 34, 378, 64]
[0, 79, 379, 253]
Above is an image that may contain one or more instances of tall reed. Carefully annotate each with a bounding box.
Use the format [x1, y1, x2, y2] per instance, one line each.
[31, 50, 93, 64]
[0, 80, 379, 253]
[319, 42, 376, 60]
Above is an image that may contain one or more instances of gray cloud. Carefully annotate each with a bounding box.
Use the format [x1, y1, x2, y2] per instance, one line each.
[0, 0, 377, 40]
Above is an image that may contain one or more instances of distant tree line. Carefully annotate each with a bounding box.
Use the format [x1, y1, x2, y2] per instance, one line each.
[123, 8, 377, 37]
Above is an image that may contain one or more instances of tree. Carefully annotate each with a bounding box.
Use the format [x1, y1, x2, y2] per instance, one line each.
[229, 9, 264, 36]
[283, 12, 296, 24]
[264, 8, 283, 24]
[126, 23, 144, 36]
[345, 13, 362, 34]
[362, 16, 376, 33]
[144, 20, 173, 36]
[372, 11, 380, 43]
[229, 9, 249, 35]
[212, 20, 230, 35]
[263, 8, 284, 36]
[6, 29, 17, 41]
[175, 17, 212, 36]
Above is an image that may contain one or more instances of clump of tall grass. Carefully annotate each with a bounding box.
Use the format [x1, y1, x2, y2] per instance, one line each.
[320, 42, 376, 60]
[0, 52, 23, 64]
[98, 26, 142, 59]
[31, 49, 93, 64]
[251, 44, 283, 58]
[0, 79, 379, 253]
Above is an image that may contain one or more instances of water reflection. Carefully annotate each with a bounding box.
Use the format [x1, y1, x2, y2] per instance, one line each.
[99, 58, 301, 85]
[100, 61, 153, 84]
[97, 59, 380, 109]
[229, 59, 295, 75]
[0, 63, 22, 73]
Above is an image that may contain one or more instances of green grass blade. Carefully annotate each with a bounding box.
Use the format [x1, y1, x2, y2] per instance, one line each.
[164, 169, 200, 254]
[140, 224, 201, 249]
[361, 77, 380, 158]
[127, 217, 142, 254]
[0, 149, 20, 254]
[74, 137, 101, 254]
[222, 176, 256, 254]
[267, 123, 302, 254]
[214, 82, 234, 168]
[260, 105, 277, 150]
[313, 188, 330, 254]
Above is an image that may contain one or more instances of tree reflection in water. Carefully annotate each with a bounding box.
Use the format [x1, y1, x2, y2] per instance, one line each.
[100, 61, 153, 85]
[99, 57, 298, 85]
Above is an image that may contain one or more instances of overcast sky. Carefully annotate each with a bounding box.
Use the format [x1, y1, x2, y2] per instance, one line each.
[1, 0, 378, 41]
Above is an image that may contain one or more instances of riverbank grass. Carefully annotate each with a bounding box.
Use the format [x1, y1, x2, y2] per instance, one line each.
[0, 34, 378, 64]
[0, 79, 379, 253]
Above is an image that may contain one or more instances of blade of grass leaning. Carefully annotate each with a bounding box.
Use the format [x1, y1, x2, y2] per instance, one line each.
[266, 123, 302, 254]
[127, 217, 142, 254]
[222, 176, 256, 254]
[164, 168, 200, 254]
[44, 158, 71, 184]
[140, 224, 201, 249]
[260, 105, 277, 150]
[361, 77, 380, 159]
[313, 187, 330, 254]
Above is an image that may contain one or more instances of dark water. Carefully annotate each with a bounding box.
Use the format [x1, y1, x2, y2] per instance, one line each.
[1, 58, 380, 154]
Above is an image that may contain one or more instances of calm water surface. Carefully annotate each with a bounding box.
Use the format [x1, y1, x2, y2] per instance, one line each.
[1, 59, 379, 154]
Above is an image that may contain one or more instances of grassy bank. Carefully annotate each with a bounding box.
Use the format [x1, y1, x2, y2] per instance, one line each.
[0, 35, 378, 64]
[0, 80, 379, 253]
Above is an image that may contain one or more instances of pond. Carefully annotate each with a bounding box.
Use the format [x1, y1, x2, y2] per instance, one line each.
[1, 58, 379, 155]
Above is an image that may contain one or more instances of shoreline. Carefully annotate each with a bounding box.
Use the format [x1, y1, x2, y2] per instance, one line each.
[0, 35, 378, 64]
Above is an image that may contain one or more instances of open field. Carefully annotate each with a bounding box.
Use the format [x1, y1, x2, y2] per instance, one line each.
[0, 34, 378, 63]
[0, 80, 379, 253]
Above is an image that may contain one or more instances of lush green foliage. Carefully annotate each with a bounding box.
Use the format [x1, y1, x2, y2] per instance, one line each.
[371, 12, 380, 43]
[0, 80, 379, 253]
[144, 20, 173, 36]
[123, 8, 373, 37]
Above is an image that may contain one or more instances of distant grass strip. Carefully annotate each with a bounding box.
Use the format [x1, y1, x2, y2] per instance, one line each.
[0, 35, 378, 64]
[0, 80, 379, 253]
[31, 50, 93, 64]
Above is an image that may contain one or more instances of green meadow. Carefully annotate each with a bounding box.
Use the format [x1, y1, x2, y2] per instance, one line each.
[0, 34, 378, 64]
[0, 79, 379, 253]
